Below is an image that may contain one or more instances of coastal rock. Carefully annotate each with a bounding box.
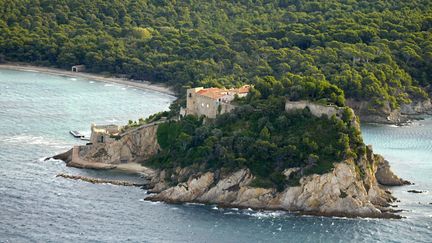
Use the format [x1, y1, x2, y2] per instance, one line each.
[52, 148, 72, 163]
[147, 172, 214, 202]
[346, 98, 432, 124]
[147, 170, 169, 193]
[346, 99, 408, 124]
[275, 162, 381, 217]
[145, 150, 403, 218]
[400, 99, 432, 115]
[375, 156, 411, 186]
[407, 190, 425, 194]
[196, 169, 273, 208]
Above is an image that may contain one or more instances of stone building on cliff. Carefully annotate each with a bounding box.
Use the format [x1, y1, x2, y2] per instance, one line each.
[180, 85, 250, 118]
[89, 124, 120, 144]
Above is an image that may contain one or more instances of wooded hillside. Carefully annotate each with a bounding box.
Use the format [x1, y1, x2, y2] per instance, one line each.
[1, 0, 431, 109]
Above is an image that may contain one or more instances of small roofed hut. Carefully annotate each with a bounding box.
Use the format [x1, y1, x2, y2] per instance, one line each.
[71, 65, 86, 72]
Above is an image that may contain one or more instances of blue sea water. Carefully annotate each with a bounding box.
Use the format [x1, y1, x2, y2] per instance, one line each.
[0, 68, 431, 242]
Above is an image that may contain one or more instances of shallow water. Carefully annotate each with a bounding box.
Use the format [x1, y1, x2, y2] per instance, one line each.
[0, 69, 431, 242]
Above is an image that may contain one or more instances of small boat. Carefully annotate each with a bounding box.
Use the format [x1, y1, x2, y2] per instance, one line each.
[80, 137, 90, 141]
[70, 130, 84, 138]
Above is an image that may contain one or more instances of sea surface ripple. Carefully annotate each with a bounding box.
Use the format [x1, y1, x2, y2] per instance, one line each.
[0, 69, 431, 242]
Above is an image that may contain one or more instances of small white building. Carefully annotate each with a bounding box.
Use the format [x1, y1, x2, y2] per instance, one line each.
[71, 65, 86, 72]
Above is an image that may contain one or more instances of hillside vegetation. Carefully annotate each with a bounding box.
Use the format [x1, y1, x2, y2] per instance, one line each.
[148, 81, 365, 190]
[1, 0, 432, 110]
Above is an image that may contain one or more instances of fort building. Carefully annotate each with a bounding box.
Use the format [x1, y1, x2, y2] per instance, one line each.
[180, 85, 250, 119]
[90, 124, 120, 144]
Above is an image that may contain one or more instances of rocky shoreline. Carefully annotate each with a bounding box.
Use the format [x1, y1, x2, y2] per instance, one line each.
[50, 111, 415, 219]
[53, 144, 409, 219]
[141, 146, 409, 219]
[49, 97, 418, 219]
[347, 98, 432, 125]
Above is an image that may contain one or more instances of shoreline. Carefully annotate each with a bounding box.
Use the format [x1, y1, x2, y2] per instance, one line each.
[0, 62, 176, 96]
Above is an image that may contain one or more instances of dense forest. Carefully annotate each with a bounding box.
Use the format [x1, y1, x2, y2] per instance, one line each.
[1, 0, 432, 110]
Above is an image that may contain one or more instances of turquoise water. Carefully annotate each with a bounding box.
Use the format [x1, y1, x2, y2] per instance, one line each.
[0, 69, 431, 242]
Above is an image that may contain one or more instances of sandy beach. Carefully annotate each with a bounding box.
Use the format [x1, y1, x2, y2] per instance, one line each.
[0, 63, 176, 96]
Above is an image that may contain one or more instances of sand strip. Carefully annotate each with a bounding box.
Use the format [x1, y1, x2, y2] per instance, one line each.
[0, 63, 176, 96]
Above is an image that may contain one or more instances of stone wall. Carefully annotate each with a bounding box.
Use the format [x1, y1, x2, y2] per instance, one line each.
[346, 98, 432, 124]
[285, 100, 360, 131]
[285, 100, 343, 118]
[220, 103, 236, 115]
[193, 95, 220, 118]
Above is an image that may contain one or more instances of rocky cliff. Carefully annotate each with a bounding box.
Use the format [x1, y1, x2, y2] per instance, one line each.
[144, 145, 408, 218]
[347, 98, 432, 124]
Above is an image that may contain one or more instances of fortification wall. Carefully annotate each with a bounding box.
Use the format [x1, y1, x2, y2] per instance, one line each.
[285, 101, 342, 118]
[77, 124, 160, 165]
[285, 100, 360, 130]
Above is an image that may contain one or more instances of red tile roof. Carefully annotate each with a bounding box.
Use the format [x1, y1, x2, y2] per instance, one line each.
[196, 88, 227, 99]
[195, 85, 250, 100]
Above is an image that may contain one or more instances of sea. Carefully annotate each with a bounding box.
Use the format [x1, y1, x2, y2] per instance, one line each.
[0, 68, 431, 242]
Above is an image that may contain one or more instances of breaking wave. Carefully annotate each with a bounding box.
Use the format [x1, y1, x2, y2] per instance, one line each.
[2, 134, 71, 149]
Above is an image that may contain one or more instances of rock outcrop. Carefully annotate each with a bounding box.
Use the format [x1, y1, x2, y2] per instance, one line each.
[346, 98, 432, 124]
[145, 146, 405, 218]
[400, 99, 432, 116]
[52, 148, 72, 162]
[375, 156, 411, 186]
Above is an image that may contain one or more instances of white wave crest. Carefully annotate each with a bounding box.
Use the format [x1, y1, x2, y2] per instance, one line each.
[242, 210, 287, 218]
[2, 134, 71, 149]
[184, 202, 206, 206]
[23, 69, 40, 73]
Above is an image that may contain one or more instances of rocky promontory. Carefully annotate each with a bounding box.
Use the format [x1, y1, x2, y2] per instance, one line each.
[53, 102, 410, 219]
[142, 145, 407, 218]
